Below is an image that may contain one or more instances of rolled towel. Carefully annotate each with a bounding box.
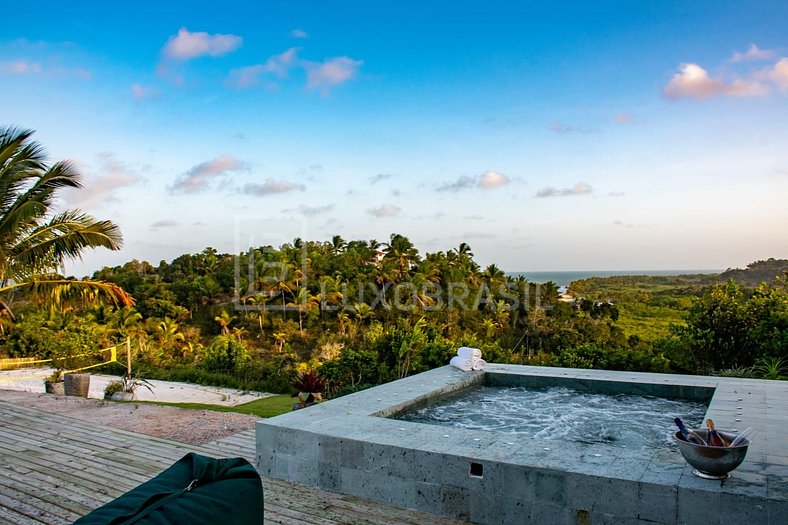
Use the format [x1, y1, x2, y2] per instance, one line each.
[457, 346, 482, 360]
[471, 358, 487, 371]
[450, 356, 473, 371]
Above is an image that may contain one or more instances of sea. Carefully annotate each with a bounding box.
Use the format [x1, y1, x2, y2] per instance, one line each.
[508, 270, 721, 289]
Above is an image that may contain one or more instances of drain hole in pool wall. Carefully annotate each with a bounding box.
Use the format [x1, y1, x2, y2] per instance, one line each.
[469, 462, 483, 478]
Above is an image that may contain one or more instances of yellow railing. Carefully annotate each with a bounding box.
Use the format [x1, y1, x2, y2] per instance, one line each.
[0, 357, 46, 370]
[0, 340, 128, 381]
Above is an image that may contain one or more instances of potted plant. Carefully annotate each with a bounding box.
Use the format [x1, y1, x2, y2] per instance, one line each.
[44, 369, 64, 395]
[104, 373, 154, 401]
[292, 371, 326, 409]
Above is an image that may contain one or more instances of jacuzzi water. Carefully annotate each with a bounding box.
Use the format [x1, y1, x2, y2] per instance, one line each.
[398, 385, 708, 451]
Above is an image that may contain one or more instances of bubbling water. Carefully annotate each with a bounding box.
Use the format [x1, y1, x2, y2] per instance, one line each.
[398, 385, 708, 451]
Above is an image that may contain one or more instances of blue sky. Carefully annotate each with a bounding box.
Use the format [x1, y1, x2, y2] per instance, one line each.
[2, 1, 787, 275]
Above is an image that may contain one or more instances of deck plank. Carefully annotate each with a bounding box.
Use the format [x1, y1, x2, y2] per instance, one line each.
[0, 397, 469, 525]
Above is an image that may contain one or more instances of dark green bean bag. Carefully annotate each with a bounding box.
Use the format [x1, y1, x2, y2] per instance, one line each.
[74, 453, 263, 524]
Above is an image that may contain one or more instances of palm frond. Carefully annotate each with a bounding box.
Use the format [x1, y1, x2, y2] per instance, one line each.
[0, 127, 125, 304]
[8, 211, 123, 280]
[24, 160, 83, 209]
[0, 127, 37, 171]
[0, 277, 135, 309]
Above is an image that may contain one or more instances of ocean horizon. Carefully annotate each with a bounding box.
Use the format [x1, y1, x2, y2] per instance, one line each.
[508, 269, 722, 288]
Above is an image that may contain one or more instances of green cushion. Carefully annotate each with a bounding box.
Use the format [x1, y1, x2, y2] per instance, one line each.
[74, 453, 263, 524]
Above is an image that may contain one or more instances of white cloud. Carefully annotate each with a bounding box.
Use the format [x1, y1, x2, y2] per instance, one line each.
[0, 59, 89, 79]
[614, 113, 635, 124]
[151, 219, 178, 229]
[161, 28, 242, 61]
[765, 58, 788, 92]
[242, 178, 305, 196]
[664, 64, 726, 100]
[61, 153, 144, 209]
[536, 182, 593, 198]
[612, 220, 634, 228]
[367, 204, 401, 218]
[131, 83, 160, 100]
[663, 63, 768, 100]
[227, 48, 300, 88]
[171, 155, 246, 194]
[463, 231, 497, 239]
[370, 173, 395, 184]
[264, 48, 299, 77]
[438, 171, 510, 192]
[0, 60, 42, 74]
[731, 44, 775, 63]
[550, 121, 590, 134]
[478, 170, 510, 189]
[305, 56, 363, 94]
[437, 175, 476, 192]
[227, 65, 266, 89]
[289, 29, 308, 39]
[294, 204, 334, 216]
[726, 77, 770, 97]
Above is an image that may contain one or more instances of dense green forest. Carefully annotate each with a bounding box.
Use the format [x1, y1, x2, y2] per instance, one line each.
[3, 127, 785, 399]
[3, 244, 787, 395]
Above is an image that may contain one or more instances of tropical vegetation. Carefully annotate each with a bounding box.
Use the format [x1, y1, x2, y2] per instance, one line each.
[1, 127, 785, 398]
[2, 234, 785, 397]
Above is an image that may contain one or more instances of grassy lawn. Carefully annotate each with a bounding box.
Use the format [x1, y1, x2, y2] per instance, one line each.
[136, 393, 294, 418]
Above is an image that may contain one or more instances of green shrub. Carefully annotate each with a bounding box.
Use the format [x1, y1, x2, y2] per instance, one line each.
[200, 335, 249, 373]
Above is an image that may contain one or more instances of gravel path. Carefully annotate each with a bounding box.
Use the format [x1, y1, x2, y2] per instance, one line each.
[0, 389, 259, 445]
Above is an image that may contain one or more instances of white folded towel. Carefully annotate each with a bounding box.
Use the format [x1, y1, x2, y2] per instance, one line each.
[450, 356, 473, 371]
[457, 346, 482, 360]
[472, 358, 487, 371]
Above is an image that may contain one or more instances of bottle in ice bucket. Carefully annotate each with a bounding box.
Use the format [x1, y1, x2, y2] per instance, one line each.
[674, 417, 706, 445]
[705, 418, 729, 447]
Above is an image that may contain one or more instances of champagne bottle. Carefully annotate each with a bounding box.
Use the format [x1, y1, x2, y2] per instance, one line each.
[705, 418, 729, 447]
[674, 417, 706, 445]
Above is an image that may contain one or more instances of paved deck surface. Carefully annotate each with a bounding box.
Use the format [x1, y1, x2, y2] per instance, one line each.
[0, 399, 469, 525]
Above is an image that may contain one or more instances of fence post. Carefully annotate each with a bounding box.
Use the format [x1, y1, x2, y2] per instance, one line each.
[126, 337, 132, 377]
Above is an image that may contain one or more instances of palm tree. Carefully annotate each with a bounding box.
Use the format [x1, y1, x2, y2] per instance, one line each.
[214, 310, 233, 335]
[273, 331, 286, 352]
[482, 263, 507, 304]
[263, 262, 294, 316]
[454, 242, 474, 259]
[383, 233, 419, 280]
[157, 317, 185, 353]
[317, 274, 344, 318]
[111, 307, 142, 338]
[245, 293, 269, 335]
[408, 272, 438, 310]
[287, 286, 318, 335]
[0, 127, 133, 310]
[330, 235, 346, 256]
[352, 302, 373, 323]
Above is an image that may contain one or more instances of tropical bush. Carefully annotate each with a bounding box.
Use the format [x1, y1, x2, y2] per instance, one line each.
[200, 335, 250, 373]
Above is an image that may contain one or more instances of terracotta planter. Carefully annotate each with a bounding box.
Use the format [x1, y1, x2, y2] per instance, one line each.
[64, 373, 90, 397]
[45, 382, 65, 395]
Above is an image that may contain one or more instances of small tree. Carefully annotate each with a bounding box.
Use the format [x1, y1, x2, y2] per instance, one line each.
[201, 334, 249, 373]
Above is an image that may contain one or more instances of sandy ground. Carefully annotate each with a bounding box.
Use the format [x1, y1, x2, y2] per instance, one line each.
[0, 367, 273, 406]
[0, 369, 269, 445]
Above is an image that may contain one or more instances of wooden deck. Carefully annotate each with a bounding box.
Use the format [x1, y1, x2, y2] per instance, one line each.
[0, 400, 468, 525]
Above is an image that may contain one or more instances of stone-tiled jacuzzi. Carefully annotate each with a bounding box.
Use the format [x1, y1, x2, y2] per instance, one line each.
[256, 365, 788, 524]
